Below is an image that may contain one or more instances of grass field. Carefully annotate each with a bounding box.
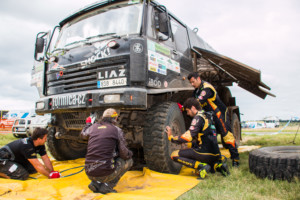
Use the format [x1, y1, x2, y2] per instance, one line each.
[0, 129, 299, 200]
[178, 132, 300, 200]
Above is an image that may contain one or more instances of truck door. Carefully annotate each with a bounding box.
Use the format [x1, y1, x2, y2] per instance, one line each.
[169, 18, 193, 72]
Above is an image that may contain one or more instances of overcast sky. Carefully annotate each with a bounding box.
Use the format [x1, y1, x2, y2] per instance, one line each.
[0, 0, 299, 121]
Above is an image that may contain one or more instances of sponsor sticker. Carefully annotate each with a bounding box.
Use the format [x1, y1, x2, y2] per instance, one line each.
[200, 90, 206, 97]
[191, 119, 197, 126]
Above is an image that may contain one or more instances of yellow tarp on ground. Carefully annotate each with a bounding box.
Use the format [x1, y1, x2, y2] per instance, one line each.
[0, 146, 259, 200]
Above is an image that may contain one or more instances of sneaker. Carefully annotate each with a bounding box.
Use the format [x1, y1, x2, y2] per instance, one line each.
[197, 164, 211, 180]
[232, 159, 240, 168]
[215, 162, 230, 176]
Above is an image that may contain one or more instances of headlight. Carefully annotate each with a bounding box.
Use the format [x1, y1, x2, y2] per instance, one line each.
[36, 102, 45, 109]
[104, 94, 120, 103]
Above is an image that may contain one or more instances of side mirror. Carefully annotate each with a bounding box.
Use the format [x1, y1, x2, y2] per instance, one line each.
[34, 32, 48, 61]
[154, 6, 171, 41]
[155, 12, 169, 34]
[35, 37, 45, 54]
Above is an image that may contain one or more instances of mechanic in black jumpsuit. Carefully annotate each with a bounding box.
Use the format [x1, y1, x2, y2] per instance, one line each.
[166, 98, 229, 179]
[188, 72, 240, 167]
[81, 108, 133, 194]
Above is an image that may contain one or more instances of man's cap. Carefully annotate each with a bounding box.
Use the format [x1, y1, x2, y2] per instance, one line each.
[102, 108, 118, 118]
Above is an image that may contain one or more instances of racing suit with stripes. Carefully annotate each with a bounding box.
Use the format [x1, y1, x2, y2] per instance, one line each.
[169, 111, 221, 170]
[193, 81, 239, 161]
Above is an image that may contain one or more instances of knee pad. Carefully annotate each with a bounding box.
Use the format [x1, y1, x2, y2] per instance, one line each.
[1, 161, 29, 180]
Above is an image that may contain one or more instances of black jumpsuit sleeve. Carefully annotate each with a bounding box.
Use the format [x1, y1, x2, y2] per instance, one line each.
[170, 115, 204, 143]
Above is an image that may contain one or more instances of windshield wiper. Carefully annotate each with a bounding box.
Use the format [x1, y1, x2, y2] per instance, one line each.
[86, 32, 120, 40]
[65, 39, 89, 47]
[51, 47, 69, 53]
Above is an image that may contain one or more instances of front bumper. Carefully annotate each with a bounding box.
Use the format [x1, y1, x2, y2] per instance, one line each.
[35, 87, 147, 114]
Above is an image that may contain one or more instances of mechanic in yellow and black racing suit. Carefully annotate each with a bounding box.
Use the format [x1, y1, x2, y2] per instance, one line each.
[166, 98, 229, 179]
[188, 72, 240, 167]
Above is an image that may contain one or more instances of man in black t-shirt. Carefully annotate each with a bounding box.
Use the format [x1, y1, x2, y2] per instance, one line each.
[0, 128, 60, 180]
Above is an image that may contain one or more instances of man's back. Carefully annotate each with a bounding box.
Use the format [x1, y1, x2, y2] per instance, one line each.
[85, 122, 119, 176]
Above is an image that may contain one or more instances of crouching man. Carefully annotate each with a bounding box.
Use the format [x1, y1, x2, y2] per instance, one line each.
[166, 98, 229, 179]
[81, 108, 133, 194]
[0, 128, 60, 180]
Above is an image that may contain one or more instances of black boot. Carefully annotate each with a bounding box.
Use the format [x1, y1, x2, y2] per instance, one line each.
[197, 164, 211, 180]
[214, 161, 230, 176]
[232, 159, 240, 168]
[88, 181, 102, 193]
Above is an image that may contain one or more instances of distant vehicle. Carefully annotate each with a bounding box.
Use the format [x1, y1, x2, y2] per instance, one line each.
[27, 114, 51, 136]
[12, 114, 51, 138]
[1, 111, 29, 131]
[0, 110, 9, 130]
[12, 118, 31, 138]
[244, 121, 266, 129]
[263, 116, 280, 128]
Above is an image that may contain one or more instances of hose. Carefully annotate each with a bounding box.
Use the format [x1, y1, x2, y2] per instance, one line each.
[28, 165, 85, 179]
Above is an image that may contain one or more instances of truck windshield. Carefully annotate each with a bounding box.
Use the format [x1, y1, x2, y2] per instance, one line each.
[54, 4, 143, 50]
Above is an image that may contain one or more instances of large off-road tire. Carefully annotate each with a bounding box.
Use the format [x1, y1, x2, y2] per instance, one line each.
[143, 102, 186, 174]
[218, 87, 232, 107]
[231, 113, 241, 146]
[249, 146, 300, 181]
[47, 127, 87, 161]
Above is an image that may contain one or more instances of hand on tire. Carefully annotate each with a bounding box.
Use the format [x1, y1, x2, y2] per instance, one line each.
[165, 126, 172, 137]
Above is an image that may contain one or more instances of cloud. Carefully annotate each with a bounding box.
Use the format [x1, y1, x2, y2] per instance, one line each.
[0, 0, 299, 120]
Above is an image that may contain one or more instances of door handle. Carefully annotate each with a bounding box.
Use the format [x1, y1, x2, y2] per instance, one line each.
[172, 50, 178, 55]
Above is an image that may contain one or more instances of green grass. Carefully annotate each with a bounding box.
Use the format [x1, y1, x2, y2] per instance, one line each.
[1, 132, 299, 200]
[0, 133, 17, 147]
[178, 133, 300, 200]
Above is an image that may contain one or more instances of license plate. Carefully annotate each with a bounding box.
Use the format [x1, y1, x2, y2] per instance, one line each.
[97, 78, 127, 88]
[17, 128, 25, 132]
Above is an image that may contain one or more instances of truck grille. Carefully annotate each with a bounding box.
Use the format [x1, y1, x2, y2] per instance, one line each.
[62, 112, 86, 129]
[47, 56, 129, 95]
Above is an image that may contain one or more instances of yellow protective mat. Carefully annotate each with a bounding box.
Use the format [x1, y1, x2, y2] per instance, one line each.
[0, 146, 259, 200]
[0, 159, 199, 200]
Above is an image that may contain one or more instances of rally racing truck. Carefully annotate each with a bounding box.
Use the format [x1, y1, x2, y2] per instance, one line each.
[31, 0, 274, 174]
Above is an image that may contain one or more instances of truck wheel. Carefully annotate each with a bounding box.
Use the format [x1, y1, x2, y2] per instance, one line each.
[218, 87, 232, 106]
[249, 146, 300, 181]
[47, 127, 87, 161]
[143, 102, 185, 174]
[231, 113, 241, 146]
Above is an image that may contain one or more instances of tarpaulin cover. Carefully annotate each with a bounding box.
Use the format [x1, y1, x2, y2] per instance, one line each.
[0, 146, 259, 200]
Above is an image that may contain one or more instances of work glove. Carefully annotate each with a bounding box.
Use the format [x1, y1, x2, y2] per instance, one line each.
[177, 103, 184, 112]
[86, 117, 92, 124]
[49, 171, 61, 179]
